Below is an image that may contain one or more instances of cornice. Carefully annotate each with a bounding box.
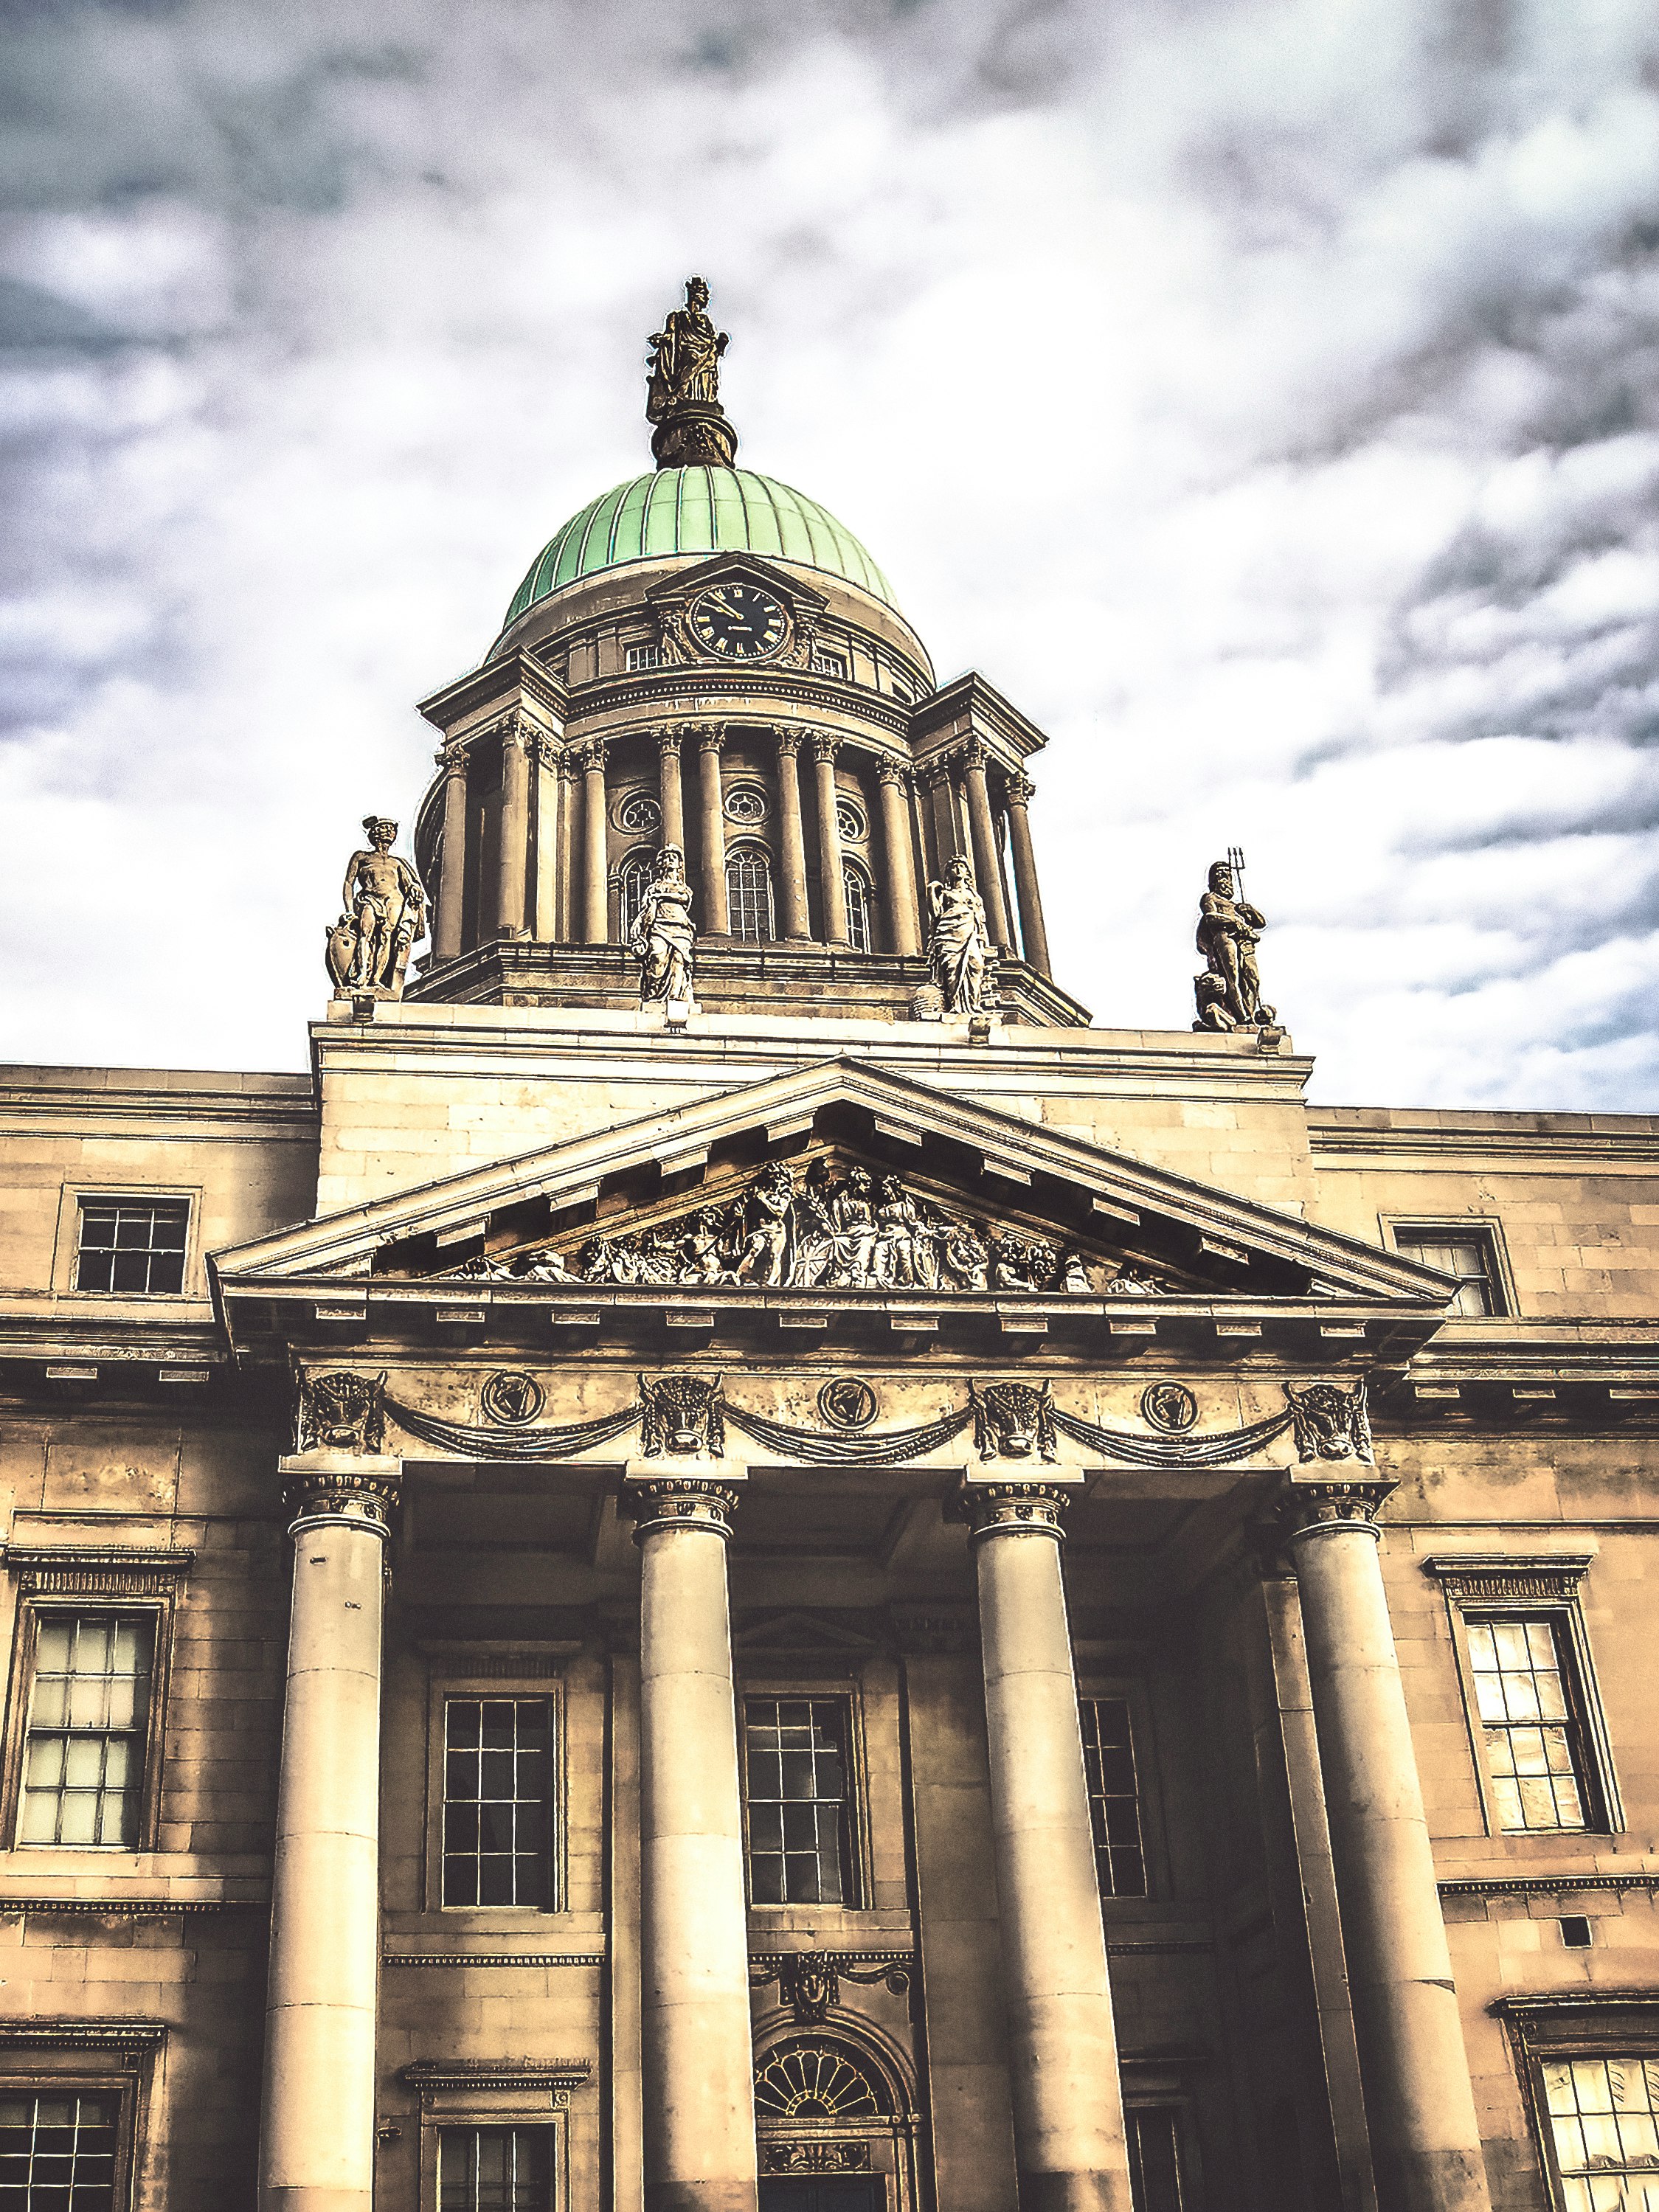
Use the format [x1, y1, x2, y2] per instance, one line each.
[564, 673, 915, 745]
[416, 649, 570, 733]
[1309, 1114, 1659, 1165]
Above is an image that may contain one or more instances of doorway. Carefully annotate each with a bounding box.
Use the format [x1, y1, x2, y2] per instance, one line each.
[758, 2180, 884, 2211]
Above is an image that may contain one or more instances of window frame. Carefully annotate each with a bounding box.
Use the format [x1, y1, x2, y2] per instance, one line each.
[404, 2059, 585, 2212]
[1424, 1556, 1622, 1840]
[423, 1671, 566, 1917]
[1496, 1995, 1659, 2212]
[1382, 1216, 1513, 1318]
[0, 1555, 190, 1858]
[724, 842, 776, 946]
[55, 1187, 200, 1302]
[1075, 1673, 1168, 1905]
[738, 1682, 870, 1914]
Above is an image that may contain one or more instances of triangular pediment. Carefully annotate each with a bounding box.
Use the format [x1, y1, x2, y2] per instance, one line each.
[643, 552, 828, 615]
[211, 1058, 1455, 1317]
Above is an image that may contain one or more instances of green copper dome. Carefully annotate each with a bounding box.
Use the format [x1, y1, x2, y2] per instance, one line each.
[502, 467, 895, 625]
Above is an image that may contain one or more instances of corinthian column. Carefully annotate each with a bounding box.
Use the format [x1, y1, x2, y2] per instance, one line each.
[1283, 1475, 1493, 2212]
[1003, 772, 1052, 977]
[496, 717, 531, 937]
[628, 1469, 757, 2212]
[433, 743, 469, 962]
[658, 730, 687, 855]
[966, 1479, 1134, 2212]
[532, 736, 559, 942]
[875, 757, 921, 956]
[960, 741, 1013, 951]
[811, 735, 848, 945]
[581, 738, 610, 944]
[696, 727, 730, 935]
[773, 731, 811, 940]
[260, 1447, 400, 2211]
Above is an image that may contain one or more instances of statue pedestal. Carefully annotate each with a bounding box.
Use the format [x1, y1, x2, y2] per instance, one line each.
[650, 401, 737, 469]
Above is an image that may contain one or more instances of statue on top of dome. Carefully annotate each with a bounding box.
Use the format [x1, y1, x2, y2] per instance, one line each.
[646, 277, 738, 470]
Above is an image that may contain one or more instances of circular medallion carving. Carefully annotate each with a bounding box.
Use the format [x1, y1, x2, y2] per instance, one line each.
[481, 1370, 544, 1426]
[615, 789, 661, 833]
[818, 1377, 878, 1431]
[1140, 1381, 1197, 1434]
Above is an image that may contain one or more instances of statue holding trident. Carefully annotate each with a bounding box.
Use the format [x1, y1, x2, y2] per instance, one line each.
[645, 277, 738, 468]
[326, 816, 428, 1002]
[927, 853, 994, 1015]
[1194, 848, 1275, 1030]
[628, 845, 697, 1008]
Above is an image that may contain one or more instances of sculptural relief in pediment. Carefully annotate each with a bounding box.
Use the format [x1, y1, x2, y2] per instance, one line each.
[415, 1151, 1190, 1299]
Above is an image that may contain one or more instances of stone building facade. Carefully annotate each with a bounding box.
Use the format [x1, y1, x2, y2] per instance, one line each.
[1, 316, 1658, 2212]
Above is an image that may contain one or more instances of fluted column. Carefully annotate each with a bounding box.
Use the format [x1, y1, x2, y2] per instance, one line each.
[628, 1469, 757, 2212]
[1004, 772, 1052, 977]
[960, 740, 1014, 950]
[433, 743, 469, 961]
[658, 730, 687, 856]
[966, 1480, 1133, 2212]
[260, 1447, 401, 2211]
[696, 727, 730, 936]
[532, 735, 559, 941]
[1283, 1475, 1493, 2212]
[773, 731, 811, 940]
[581, 738, 609, 944]
[494, 718, 531, 937]
[811, 735, 848, 946]
[876, 757, 921, 956]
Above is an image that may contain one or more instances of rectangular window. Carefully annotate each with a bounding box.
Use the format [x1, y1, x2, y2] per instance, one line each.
[1468, 1617, 1590, 1832]
[1127, 2108, 1188, 2212]
[625, 644, 661, 671]
[441, 1698, 553, 1908]
[1392, 1225, 1502, 1316]
[19, 1615, 153, 1848]
[74, 1199, 188, 1296]
[812, 651, 848, 679]
[744, 1697, 856, 1907]
[1081, 1696, 1148, 1899]
[1541, 2054, 1659, 2209]
[0, 2089, 121, 2208]
[437, 2124, 552, 2211]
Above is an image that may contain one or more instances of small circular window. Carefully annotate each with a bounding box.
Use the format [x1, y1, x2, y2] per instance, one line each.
[725, 785, 768, 826]
[836, 800, 867, 843]
[616, 790, 662, 833]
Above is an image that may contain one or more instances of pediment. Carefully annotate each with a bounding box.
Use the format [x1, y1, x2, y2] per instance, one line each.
[212, 1058, 1455, 1317]
[643, 552, 828, 616]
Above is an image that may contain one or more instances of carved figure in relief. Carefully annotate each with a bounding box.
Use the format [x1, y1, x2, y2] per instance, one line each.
[735, 1162, 796, 1285]
[970, 1379, 1059, 1462]
[647, 277, 729, 421]
[639, 1372, 726, 1457]
[1285, 1379, 1373, 1466]
[1194, 859, 1272, 1030]
[927, 855, 992, 1014]
[328, 818, 428, 1000]
[629, 845, 696, 1005]
[294, 1369, 387, 1455]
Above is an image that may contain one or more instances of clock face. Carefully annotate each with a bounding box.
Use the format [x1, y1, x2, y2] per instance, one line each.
[689, 583, 787, 660]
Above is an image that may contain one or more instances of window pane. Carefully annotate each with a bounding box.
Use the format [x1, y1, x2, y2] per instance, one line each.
[1128, 2106, 1186, 2212]
[1081, 1698, 1149, 1899]
[440, 1699, 553, 1909]
[1394, 1227, 1498, 1315]
[437, 2125, 552, 2212]
[744, 1698, 853, 1906]
[726, 850, 775, 943]
[844, 865, 874, 952]
[0, 2089, 119, 2209]
[1471, 1616, 1590, 1832]
[74, 1199, 189, 1296]
[1547, 2048, 1659, 2199]
[20, 1612, 153, 1849]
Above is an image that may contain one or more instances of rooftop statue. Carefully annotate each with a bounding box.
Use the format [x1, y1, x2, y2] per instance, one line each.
[326, 817, 428, 1002]
[629, 845, 696, 1008]
[1194, 856, 1275, 1032]
[646, 276, 738, 469]
[927, 854, 994, 1016]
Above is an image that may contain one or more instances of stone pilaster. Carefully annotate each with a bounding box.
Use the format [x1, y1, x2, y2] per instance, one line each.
[963, 1477, 1134, 2212]
[259, 1449, 400, 2212]
[1281, 1474, 1493, 2212]
[627, 1466, 757, 2212]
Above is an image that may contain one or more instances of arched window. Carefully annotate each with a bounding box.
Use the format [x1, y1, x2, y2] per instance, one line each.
[754, 2040, 890, 2120]
[726, 846, 775, 943]
[844, 862, 875, 954]
[617, 849, 654, 943]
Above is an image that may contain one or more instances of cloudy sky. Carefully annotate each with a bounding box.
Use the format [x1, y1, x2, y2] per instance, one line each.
[4, 0, 1659, 1108]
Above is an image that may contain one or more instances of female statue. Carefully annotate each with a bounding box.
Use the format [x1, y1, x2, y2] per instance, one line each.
[630, 845, 696, 1005]
[927, 854, 992, 1014]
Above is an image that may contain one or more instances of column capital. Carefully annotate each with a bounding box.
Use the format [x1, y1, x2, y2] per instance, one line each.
[811, 732, 840, 765]
[578, 735, 609, 772]
[957, 737, 989, 775]
[921, 760, 953, 792]
[1004, 769, 1036, 808]
[960, 1479, 1073, 1542]
[498, 715, 530, 756]
[873, 753, 911, 788]
[531, 733, 561, 771]
[277, 1451, 401, 1539]
[1279, 1474, 1398, 1545]
[437, 741, 470, 777]
[623, 1470, 744, 1542]
[657, 728, 684, 759]
[775, 728, 805, 759]
[695, 722, 727, 756]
